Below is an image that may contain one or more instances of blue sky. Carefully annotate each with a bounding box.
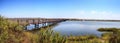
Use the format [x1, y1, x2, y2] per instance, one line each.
[0, 0, 120, 20]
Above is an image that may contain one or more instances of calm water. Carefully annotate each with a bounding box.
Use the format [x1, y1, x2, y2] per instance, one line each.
[27, 21, 120, 36]
[52, 21, 120, 36]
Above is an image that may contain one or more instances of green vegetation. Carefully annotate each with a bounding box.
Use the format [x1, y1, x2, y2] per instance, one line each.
[66, 35, 103, 43]
[0, 15, 120, 43]
[98, 28, 120, 43]
[0, 15, 66, 43]
[0, 16, 24, 43]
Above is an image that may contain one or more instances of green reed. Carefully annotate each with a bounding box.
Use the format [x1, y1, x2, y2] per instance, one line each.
[1, 15, 120, 43]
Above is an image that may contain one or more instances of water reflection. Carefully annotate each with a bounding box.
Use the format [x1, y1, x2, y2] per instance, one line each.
[26, 24, 35, 30]
[27, 21, 120, 36]
[26, 23, 53, 30]
[52, 21, 120, 36]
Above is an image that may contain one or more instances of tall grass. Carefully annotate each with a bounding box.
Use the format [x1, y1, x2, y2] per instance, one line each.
[0, 16, 67, 43]
[98, 28, 120, 43]
[0, 16, 25, 43]
[0, 15, 120, 43]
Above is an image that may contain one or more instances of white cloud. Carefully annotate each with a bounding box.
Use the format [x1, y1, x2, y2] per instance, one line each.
[100, 11, 112, 15]
[91, 10, 97, 14]
[72, 10, 120, 20]
[79, 11, 85, 14]
[89, 10, 112, 15]
[75, 10, 85, 14]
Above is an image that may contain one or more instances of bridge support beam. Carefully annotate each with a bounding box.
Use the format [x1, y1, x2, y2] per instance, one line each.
[34, 24, 39, 29]
[17, 19, 20, 24]
[42, 23, 46, 27]
[24, 24, 29, 30]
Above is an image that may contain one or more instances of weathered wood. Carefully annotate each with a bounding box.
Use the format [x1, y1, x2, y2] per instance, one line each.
[7, 18, 66, 25]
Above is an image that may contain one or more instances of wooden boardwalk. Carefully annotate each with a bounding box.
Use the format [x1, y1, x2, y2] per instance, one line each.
[7, 18, 67, 24]
[7, 18, 120, 25]
[7, 18, 120, 30]
[7, 18, 67, 29]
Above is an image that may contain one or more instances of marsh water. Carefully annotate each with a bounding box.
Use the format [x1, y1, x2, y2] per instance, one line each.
[27, 21, 120, 36]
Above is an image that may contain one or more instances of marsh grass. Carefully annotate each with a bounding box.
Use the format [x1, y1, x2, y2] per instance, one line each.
[0, 16, 120, 43]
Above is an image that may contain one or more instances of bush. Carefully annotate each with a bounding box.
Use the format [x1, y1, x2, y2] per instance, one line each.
[0, 15, 67, 43]
[0, 16, 24, 43]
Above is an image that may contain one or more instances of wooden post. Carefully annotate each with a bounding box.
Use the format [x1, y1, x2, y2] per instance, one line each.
[34, 24, 39, 29]
[33, 19, 35, 24]
[26, 19, 28, 24]
[36, 24, 39, 28]
[17, 19, 19, 24]
[25, 24, 28, 30]
[38, 19, 40, 24]
[33, 19, 35, 29]
[33, 19, 39, 29]
[34, 24, 37, 29]
[42, 19, 45, 27]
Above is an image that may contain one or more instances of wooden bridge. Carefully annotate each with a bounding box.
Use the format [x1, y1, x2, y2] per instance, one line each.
[7, 18, 67, 30]
[7, 18, 120, 30]
[7, 18, 67, 24]
[7, 18, 120, 25]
